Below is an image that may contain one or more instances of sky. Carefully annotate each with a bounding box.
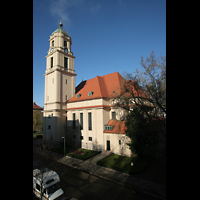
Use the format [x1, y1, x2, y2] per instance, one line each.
[33, 0, 166, 108]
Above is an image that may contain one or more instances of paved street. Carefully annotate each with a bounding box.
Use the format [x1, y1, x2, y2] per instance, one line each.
[33, 152, 157, 200]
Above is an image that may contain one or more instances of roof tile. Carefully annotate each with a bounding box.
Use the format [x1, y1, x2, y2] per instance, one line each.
[68, 72, 124, 103]
[33, 102, 43, 110]
[104, 120, 127, 134]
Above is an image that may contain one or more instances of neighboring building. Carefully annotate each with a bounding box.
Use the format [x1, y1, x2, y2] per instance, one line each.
[33, 102, 43, 111]
[33, 102, 43, 132]
[43, 22, 150, 156]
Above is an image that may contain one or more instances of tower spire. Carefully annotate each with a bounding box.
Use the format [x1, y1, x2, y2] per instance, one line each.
[59, 18, 63, 28]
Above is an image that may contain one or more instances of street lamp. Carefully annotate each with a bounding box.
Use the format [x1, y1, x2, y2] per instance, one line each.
[62, 137, 65, 157]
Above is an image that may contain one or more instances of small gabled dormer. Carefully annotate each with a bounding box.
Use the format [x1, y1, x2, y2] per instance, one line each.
[76, 93, 81, 98]
[88, 91, 94, 97]
[104, 125, 114, 131]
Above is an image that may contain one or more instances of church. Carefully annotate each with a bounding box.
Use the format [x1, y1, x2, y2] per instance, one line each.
[43, 22, 147, 157]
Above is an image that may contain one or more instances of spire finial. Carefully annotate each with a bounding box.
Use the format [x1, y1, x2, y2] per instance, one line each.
[59, 18, 63, 28]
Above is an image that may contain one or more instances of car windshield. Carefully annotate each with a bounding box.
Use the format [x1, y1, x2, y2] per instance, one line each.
[46, 182, 60, 195]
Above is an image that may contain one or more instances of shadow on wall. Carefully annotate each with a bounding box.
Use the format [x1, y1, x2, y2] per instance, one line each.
[43, 117, 81, 148]
[66, 119, 81, 148]
[81, 141, 104, 152]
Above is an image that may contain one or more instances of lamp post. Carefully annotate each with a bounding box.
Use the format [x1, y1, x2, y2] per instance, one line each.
[62, 137, 65, 157]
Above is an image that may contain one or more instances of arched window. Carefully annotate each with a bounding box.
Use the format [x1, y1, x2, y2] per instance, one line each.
[64, 40, 67, 47]
[52, 40, 54, 47]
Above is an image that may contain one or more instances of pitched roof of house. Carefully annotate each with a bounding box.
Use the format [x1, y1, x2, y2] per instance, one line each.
[33, 102, 43, 110]
[68, 72, 125, 103]
[103, 120, 127, 134]
[68, 71, 148, 103]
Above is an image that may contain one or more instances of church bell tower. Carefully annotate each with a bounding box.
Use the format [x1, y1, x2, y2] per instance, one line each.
[43, 21, 76, 146]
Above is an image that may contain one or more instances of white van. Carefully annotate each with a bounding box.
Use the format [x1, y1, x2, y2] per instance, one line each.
[33, 168, 66, 200]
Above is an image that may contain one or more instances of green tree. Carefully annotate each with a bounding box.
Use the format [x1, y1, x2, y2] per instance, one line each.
[125, 107, 165, 158]
[113, 51, 166, 159]
[33, 110, 43, 132]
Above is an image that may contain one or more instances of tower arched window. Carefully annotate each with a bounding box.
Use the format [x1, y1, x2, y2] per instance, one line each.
[64, 41, 67, 47]
[52, 40, 54, 47]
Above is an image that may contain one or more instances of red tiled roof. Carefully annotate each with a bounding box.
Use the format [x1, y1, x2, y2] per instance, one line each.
[122, 80, 149, 99]
[33, 102, 43, 110]
[68, 72, 124, 102]
[103, 120, 127, 134]
[68, 72, 147, 103]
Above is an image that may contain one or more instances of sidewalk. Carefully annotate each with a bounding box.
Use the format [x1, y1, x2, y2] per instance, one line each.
[33, 147, 166, 200]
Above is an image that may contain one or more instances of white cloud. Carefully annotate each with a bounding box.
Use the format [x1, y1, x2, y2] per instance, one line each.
[49, 0, 101, 26]
[49, 0, 83, 27]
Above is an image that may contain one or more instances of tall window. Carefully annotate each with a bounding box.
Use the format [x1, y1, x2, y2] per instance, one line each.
[52, 40, 54, 47]
[51, 57, 53, 68]
[88, 112, 92, 130]
[80, 113, 83, 130]
[112, 111, 116, 120]
[73, 113, 75, 129]
[64, 40, 67, 47]
[64, 57, 68, 68]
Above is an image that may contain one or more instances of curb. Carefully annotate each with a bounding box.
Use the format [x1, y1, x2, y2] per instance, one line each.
[34, 148, 166, 200]
[57, 158, 165, 200]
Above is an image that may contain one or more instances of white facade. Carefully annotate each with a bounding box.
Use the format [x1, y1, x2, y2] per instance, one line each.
[66, 98, 132, 157]
[43, 22, 132, 156]
[43, 22, 76, 146]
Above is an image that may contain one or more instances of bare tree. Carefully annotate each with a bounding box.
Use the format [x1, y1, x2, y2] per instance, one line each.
[112, 50, 166, 119]
[111, 51, 166, 158]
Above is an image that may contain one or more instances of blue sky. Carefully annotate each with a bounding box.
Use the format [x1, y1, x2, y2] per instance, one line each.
[33, 0, 166, 108]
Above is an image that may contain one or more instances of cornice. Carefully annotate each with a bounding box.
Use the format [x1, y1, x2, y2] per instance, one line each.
[44, 66, 77, 76]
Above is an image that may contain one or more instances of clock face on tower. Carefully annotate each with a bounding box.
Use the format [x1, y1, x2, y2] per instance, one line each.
[64, 48, 68, 53]
[50, 48, 53, 53]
